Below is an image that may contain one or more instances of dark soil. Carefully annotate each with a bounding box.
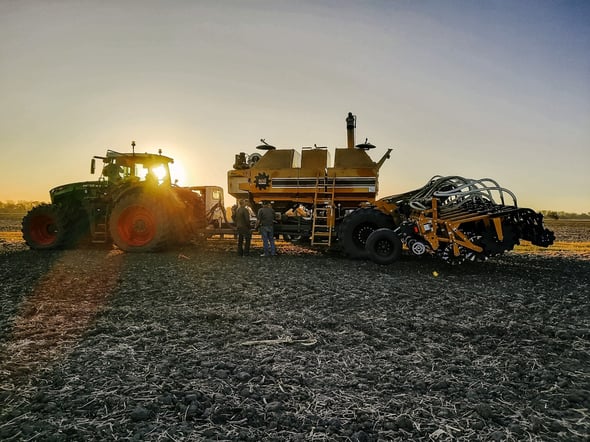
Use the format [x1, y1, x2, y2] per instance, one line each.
[0, 222, 589, 441]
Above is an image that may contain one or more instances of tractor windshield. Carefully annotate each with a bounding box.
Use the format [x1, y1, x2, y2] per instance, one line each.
[102, 158, 171, 185]
[134, 163, 169, 185]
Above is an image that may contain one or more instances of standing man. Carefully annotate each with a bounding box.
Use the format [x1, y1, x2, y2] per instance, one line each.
[234, 199, 252, 256]
[256, 201, 277, 257]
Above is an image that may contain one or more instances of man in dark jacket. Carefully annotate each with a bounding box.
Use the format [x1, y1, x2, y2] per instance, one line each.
[234, 199, 252, 256]
[255, 201, 277, 256]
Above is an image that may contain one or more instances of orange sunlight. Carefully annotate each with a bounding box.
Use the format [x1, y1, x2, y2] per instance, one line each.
[0, 250, 124, 383]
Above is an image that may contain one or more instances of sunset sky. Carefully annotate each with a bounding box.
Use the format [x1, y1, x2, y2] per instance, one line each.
[1, 0, 588, 212]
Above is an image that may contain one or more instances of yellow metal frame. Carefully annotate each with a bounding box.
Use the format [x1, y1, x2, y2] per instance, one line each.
[412, 198, 507, 257]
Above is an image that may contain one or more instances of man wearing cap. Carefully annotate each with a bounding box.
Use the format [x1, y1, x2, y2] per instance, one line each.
[234, 199, 252, 256]
[255, 201, 277, 257]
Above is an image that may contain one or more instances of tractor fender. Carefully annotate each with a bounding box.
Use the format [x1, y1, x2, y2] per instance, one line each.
[109, 182, 147, 208]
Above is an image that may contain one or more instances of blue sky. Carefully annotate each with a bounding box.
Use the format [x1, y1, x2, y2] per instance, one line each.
[1, 0, 588, 212]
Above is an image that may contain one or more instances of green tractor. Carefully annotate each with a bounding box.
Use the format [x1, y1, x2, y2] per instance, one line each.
[22, 143, 224, 252]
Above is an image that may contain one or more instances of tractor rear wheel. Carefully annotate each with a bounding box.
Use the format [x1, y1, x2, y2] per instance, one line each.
[366, 228, 402, 265]
[338, 208, 396, 259]
[109, 193, 170, 252]
[21, 204, 68, 250]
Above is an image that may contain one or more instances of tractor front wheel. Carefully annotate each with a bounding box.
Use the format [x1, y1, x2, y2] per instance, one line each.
[21, 204, 68, 250]
[109, 193, 170, 252]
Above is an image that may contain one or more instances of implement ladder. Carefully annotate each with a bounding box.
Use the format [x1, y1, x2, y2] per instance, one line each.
[311, 175, 336, 246]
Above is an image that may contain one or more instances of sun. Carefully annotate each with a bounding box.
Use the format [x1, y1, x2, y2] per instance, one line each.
[152, 165, 168, 182]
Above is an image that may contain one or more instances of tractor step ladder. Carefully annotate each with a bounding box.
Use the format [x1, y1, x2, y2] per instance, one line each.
[311, 175, 336, 246]
[90, 203, 109, 243]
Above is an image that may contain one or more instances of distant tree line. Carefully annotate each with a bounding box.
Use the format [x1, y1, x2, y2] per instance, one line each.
[541, 210, 590, 220]
[0, 201, 45, 214]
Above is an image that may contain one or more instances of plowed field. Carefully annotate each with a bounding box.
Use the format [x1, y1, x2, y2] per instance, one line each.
[1, 218, 589, 441]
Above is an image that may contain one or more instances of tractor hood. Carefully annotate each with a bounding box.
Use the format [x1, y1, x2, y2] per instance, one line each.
[50, 181, 109, 204]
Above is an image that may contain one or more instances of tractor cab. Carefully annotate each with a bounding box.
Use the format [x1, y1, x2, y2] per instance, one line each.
[92, 148, 174, 186]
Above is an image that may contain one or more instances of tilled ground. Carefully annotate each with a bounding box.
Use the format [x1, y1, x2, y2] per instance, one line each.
[0, 221, 589, 441]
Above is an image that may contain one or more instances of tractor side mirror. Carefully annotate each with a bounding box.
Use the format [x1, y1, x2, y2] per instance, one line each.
[90, 158, 96, 174]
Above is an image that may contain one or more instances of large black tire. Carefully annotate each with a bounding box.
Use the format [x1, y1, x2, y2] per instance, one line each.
[337, 208, 396, 259]
[366, 228, 402, 265]
[109, 193, 170, 252]
[21, 204, 68, 250]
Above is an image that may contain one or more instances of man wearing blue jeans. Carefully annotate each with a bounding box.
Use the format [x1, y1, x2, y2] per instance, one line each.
[256, 201, 276, 257]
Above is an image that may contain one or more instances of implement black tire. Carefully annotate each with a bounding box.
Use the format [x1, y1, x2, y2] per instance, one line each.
[109, 193, 170, 252]
[366, 228, 402, 265]
[21, 204, 68, 250]
[338, 208, 395, 259]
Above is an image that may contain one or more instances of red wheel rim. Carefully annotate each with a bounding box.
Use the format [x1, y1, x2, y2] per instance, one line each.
[29, 214, 58, 245]
[116, 205, 157, 247]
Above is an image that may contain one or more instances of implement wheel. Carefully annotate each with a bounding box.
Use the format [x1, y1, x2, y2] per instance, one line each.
[21, 204, 68, 250]
[366, 228, 402, 265]
[109, 193, 169, 252]
[338, 208, 395, 259]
